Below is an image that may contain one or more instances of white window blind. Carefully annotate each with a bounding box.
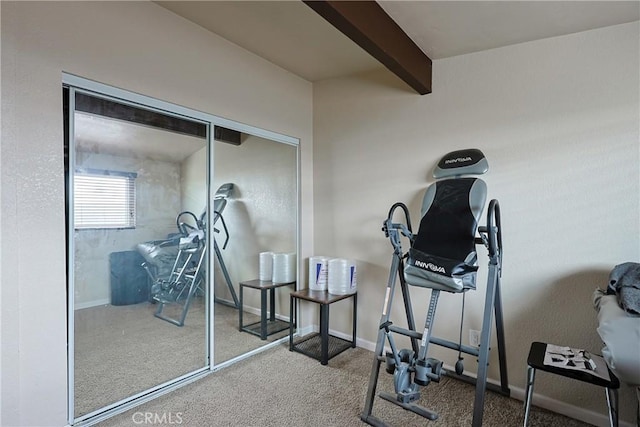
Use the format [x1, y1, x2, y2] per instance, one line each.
[74, 169, 137, 229]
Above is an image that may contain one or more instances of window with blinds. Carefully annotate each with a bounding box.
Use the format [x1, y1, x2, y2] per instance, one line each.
[74, 169, 137, 229]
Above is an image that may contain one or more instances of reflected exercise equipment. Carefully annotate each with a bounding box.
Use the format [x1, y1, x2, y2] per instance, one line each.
[138, 183, 239, 326]
[150, 217, 206, 327]
[211, 183, 239, 309]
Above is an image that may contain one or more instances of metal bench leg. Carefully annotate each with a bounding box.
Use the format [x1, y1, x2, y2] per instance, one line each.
[523, 366, 536, 426]
[605, 387, 618, 427]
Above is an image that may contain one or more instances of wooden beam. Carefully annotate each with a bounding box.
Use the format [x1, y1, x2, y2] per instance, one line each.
[74, 91, 207, 138]
[303, 0, 432, 95]
[72, 90, 242, 145]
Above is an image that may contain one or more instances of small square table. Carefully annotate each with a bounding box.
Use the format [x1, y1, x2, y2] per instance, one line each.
[239, 279, 295, 340]
[523, 341, 619, 426]
[289, 289, 357, 365]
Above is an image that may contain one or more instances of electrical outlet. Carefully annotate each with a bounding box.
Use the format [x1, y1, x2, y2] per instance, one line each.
[469, 329, 481, 347]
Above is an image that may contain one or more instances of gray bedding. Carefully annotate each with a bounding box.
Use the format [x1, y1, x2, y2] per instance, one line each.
[607, 262, 640, 315]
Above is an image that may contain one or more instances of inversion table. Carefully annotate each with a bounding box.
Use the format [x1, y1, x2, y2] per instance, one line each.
[361, 149, 509, 427]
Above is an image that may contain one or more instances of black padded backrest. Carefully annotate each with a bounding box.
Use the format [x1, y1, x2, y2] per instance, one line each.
[413, 178, 482, 262]
[404, 175, 487, 292]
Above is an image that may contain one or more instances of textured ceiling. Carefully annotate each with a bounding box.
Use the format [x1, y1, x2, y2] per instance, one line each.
[380, 1, 640, 60]
[157, 1, 380, 81]
[158, 1, 639, 81]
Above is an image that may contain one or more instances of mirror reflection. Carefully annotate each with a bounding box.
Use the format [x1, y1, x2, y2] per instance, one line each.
[68, 88, 299, 420]
[72, 93, 208, 417]
[213, 134, 298, 363]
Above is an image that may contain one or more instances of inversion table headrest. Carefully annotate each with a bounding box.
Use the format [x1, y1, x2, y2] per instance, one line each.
[433, 148, 488, 179]
[213, 183, 234, 215]
[404, 149, 488, 293]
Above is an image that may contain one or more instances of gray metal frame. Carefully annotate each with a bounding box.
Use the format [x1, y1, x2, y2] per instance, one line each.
[153, 238, 208, 327]
[213, 239, 239, 308]
[361, 200, 509, 427]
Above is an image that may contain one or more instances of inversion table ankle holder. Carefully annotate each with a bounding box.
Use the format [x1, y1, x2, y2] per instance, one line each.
[361, 149, 509, 427]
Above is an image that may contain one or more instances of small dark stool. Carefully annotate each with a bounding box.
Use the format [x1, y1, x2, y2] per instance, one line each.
[289, 289, 357, 365]
[523, 341, 620, 426]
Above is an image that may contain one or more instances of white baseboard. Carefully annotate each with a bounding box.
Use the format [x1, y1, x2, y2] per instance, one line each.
[296, 325, 315, 337]
[349, 335, 634, 427]
[514, 387, 633, 427]
[75, 298, 110, 310]
[239, 304, 290, 323]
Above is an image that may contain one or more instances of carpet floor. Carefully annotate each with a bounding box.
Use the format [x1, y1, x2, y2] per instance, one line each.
[96, 343, 590, 427]
[74, 299, 287, 417]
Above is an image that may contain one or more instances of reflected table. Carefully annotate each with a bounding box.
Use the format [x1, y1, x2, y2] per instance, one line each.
[239, 279, 295, 340]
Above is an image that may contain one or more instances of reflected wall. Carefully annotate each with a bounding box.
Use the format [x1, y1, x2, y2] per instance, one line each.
[214, 135, 297, 363]
[180, 133, 298, 363]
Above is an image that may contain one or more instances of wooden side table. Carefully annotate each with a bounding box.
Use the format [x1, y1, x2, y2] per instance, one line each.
[239, 279, 295, 340]
[289, 289, 357, 365]
[523, 341, 620, 426]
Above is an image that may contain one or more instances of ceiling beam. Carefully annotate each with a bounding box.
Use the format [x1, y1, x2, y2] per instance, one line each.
[69, 89, 241, 145]
[303, 0, 432, 95]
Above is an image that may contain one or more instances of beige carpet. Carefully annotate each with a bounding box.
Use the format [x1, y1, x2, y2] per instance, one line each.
[74, 299, 287, 417]
[96, 343, 589, 427]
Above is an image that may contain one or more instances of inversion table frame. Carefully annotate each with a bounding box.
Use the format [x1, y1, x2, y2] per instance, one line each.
[209, 182, 239, 309]
[153, 230, 207, 327]
[148, 183, 239, 326]
[211, 209, 239, 309]
[361, 152, 509, 427]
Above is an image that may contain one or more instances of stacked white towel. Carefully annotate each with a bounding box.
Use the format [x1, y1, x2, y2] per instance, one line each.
[327, 258, 357, 295]
[259, 252, 273, 282]
[272, 252, 296, 283]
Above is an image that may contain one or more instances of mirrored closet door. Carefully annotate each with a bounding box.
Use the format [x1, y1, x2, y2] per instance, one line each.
[65, 75, 300, 425]
[66, 85, 210, 421]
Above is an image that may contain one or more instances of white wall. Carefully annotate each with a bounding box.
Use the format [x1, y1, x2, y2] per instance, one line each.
[313, 22, 639, 425]
[0, 2, 313, 426]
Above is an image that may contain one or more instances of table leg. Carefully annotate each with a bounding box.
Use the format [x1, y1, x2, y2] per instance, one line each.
[523, 366, 535, 426]
[260, 289, 267, 340]
[269, 288, 276, 321]
[351, 293, 357, 348]
[238, 285, 244, 331]
[289, 294, 295, 351]
[320, 303, 329, 365]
